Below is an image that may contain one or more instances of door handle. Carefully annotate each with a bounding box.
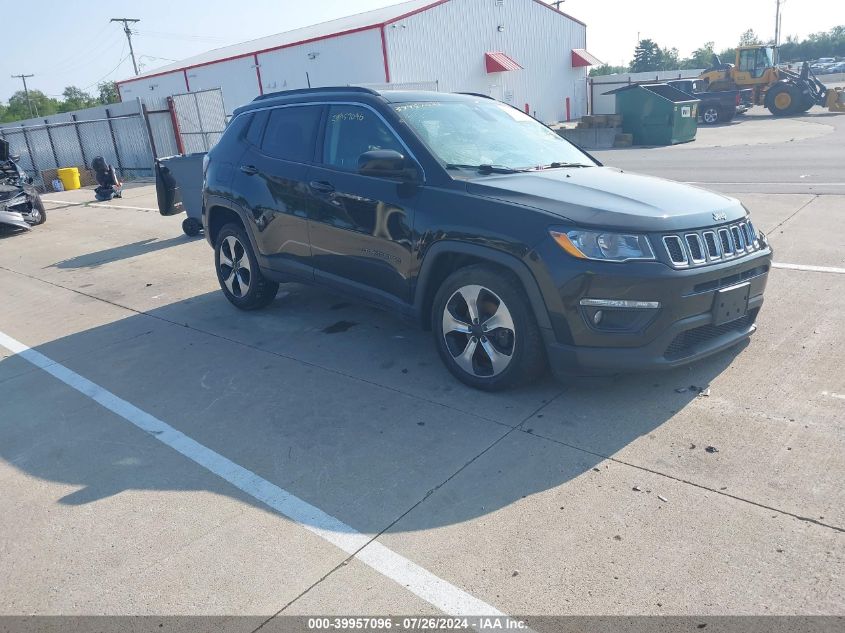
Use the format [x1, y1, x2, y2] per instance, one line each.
[239, 164, 258, 175]
[309, 180, 335, 193]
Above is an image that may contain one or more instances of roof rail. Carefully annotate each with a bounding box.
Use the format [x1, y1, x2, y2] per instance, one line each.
[253, 85, 381, 102]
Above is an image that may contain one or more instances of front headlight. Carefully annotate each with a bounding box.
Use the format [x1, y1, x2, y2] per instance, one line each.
[550, 229, 655, 262]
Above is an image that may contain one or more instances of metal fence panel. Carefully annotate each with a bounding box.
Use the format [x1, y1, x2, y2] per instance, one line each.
[171, 88, 227, 153]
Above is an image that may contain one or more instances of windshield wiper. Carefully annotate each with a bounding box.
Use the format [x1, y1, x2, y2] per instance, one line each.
[536, 162, 593, 170]
[446, 163, 527, 174]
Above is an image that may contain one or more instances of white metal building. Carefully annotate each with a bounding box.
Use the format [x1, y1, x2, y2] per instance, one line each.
[117, 0, 598, 123]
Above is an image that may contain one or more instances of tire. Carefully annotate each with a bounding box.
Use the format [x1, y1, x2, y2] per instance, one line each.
[214, 223, 278, 310]
[431, 264, 546, 391]
[182, 217, 201, 236]
[701, 104, 721, 124]
[766, 83, 801, 116]
[797, 93, 815, 112]
[26, 196, 47, 226]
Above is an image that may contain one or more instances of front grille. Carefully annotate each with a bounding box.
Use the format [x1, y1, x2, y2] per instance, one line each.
[703, 231, 719, 258]
[663, 235, 687, 264]
[664, 309, 758, 361]
[660, 220, 763, 268]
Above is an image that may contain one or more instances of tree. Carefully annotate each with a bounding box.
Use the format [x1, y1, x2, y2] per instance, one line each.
[630, 39, 662, 72]
[1, 89, 60, 122]
[681, 41, 716, 69]
[97, 81, 120, 105]
[660, 46, 680, 69]
[59, 86, 97, 112]
[739, 29, 762, 46]
[589, 64, 628, 77]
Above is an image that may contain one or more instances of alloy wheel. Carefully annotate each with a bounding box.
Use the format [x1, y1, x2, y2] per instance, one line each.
[442, 284, 516, 377]
[219, 235, 252, 298]
[703, 107, 719, 124]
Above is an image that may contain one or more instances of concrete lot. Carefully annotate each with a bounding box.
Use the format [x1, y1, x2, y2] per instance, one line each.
[1, 106, 843, 624]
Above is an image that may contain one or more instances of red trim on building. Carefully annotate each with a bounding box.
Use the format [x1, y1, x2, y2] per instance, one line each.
[183, 69, 190, 91]
[254, 53, 264, 95]
[114, 0, 586, 88]
[485, 52, 523, 73]
[116, 24, 383, 87]
[571, 48, 602, 67]
[382, 0, 450, 25]
[380, 25, 391, 83]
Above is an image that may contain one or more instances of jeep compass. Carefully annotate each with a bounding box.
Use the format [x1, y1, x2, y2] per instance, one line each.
[200, 88, 772, 391]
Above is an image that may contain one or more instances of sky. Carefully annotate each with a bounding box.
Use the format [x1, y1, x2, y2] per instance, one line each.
[3, 0, 844, 103]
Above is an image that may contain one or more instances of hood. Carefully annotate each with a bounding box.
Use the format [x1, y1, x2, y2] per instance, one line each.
[466, 166, 745, 232]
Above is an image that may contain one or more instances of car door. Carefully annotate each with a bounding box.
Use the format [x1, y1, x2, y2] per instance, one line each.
[230, 104, 323, 280]
[306, 103, 420, 306]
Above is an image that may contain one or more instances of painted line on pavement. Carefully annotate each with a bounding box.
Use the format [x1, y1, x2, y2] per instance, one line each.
[683, 181, 845, 187]
[773, 262, 845, 275]
[43, 199, 158, 212]
[0, 329, 505, 618]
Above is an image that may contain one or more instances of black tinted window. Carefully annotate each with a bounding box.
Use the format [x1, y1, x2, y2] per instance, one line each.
[246, 110, 267, 146]
[323, 105, 404, 170]
[260, 105, 321, 162]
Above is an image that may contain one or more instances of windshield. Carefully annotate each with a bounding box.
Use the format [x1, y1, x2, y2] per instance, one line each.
[393, 99, 594, 171]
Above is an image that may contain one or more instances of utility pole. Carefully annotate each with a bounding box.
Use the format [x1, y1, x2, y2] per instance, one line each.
[774, 0, 785, 48]
[552, 1, 565, 9]
[111, 18, 141, 76]
[11, 73, 35, 117]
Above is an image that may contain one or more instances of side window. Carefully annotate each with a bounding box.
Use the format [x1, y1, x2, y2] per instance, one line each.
[322, 105, 404, 171]
[246, 110, 268, 146]
[260, 105, 322, 162]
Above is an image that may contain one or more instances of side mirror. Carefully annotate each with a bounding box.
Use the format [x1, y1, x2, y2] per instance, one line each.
[358, 149, 420, 183]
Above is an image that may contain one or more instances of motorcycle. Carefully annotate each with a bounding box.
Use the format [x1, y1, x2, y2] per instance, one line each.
[0, 138, 47, 232]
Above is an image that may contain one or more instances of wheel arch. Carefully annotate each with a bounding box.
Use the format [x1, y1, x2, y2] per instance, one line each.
[413, 241, 553, 332]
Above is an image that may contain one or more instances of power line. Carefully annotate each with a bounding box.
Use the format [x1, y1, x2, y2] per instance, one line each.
[110, 18, 141, 75]
[11, 73, 36, 117]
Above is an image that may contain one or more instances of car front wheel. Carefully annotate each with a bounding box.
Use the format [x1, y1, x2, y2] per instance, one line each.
[432, 265, 545, 391]
[214, 223, 278, 310]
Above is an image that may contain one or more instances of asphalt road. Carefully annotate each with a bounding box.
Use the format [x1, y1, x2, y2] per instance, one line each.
[594, 107, 845, 195]
[0, 111, 843, 626]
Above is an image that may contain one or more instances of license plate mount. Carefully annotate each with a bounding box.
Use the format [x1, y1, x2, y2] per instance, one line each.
[712, 282, 750, 326]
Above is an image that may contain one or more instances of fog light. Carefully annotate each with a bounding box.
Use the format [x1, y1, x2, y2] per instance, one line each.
[593, 310, 603, 325]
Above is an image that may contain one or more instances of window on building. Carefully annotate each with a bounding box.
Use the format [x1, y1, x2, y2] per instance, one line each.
[322, 105, 404, 171]
[260, 105, 322, 162]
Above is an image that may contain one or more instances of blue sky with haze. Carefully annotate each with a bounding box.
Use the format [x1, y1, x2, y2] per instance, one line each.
[3, 0, 843, 103]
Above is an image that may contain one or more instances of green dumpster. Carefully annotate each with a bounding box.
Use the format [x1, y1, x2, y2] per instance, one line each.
[605, 83, 700, 146]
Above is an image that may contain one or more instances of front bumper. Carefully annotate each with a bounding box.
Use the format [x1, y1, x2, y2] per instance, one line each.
[533, 240, 772, 376]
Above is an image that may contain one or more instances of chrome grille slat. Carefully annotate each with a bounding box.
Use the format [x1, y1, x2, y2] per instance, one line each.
[662, 220, 761, 268]
[685, 233, 706, 263]
[662, 235, 688, 265]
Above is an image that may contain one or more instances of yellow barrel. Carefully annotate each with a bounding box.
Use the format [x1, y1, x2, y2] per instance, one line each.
[56, 167, 81, 191]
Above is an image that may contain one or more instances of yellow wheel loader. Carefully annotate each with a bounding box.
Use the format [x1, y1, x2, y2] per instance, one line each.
[699, 45, 845, 116]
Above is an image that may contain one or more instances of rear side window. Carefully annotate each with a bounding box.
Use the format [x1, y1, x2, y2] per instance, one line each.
[245, 111, 268, 146]
[322, 105, 404, 171]
[260, 105, 322, 162]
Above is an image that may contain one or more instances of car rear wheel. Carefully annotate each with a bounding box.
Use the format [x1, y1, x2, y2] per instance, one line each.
[432, 264, 545, 391]
[214, 223, 278, 310]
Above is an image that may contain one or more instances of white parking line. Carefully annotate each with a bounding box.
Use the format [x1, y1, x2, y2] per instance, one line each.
[683, 182, 845, 187]
[0, 329, 504, 618]
[43, 199, 158, 212]
[773, 262, 845, 274]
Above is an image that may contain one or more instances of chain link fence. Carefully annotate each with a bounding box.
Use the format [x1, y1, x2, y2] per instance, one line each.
[0, 89, 227, 192]
[0, 101, 155, 192]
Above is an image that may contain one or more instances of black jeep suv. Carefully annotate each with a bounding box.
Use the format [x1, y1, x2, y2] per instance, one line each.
[201, 87, 771, 391]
